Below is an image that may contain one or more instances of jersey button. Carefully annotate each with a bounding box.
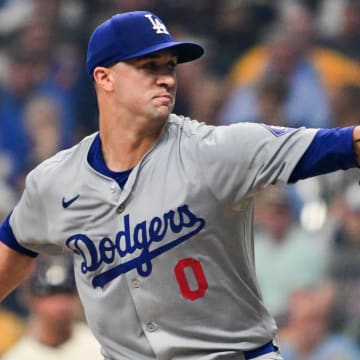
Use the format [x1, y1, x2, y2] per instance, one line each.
[110, 184, 116, 193]
[132, 279, 140, 288]
[116, 204, 125, 214]
[146, 322, 158, 332]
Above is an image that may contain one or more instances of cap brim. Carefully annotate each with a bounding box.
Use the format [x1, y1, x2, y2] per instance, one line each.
[167, 42, 205, 63]
[102, 41, 204, 67]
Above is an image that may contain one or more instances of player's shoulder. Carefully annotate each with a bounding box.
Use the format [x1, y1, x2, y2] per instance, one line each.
[167, 114, 287, 141]
[168, 113, 215, 138]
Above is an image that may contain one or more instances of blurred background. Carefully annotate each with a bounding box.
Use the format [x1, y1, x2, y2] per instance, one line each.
[1, 0, 360, 359]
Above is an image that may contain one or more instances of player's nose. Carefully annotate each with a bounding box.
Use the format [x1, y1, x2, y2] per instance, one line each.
[156, 72, 176, 89]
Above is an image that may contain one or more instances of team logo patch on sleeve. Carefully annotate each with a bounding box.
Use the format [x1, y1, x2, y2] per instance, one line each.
[261, 124, 296, 137]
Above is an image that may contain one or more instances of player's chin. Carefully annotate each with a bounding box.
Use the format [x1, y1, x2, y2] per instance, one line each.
[147, 107, 171, 124]
[155, 102, 174, 117]
[155, 108, 172, 123]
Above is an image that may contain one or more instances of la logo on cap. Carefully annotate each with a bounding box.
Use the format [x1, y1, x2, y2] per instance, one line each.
[144, 14, 169, 35]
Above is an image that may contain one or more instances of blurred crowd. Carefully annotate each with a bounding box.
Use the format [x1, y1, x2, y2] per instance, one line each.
[1, 0, 360, 359]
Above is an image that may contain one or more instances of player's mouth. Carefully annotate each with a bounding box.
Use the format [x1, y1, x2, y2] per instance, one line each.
[155, 92, 172, 100]
[153, 93, 174, 105]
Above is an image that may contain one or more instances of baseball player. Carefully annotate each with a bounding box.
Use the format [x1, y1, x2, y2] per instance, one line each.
[0, 10, 359, 360]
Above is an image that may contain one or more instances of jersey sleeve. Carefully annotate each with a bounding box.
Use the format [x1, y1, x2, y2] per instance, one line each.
[194, 122, 317, 204]
[3, 166, 59, 255]
[0, 212, 38, 257]
[289, 127, 357, 182]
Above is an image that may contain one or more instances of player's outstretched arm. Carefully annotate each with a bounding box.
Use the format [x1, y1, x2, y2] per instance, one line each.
[0, 241, 35, 302]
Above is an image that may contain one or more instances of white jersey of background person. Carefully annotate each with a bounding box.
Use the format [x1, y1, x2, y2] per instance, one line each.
[2, 322, 102, 360]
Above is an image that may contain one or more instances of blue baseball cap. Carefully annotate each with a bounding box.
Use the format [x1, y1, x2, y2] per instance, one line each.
[86, 11, 204, 77]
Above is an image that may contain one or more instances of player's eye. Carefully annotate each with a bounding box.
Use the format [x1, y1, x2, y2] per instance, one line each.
[139, 60, 177, 75]
[141, 61, 158, 71]
[167, 60, 177, 72]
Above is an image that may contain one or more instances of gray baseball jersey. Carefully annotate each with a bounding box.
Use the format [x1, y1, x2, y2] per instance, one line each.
[9, 115, 317, 359]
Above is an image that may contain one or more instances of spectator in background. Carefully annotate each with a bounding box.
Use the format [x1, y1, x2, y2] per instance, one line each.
[18, 15, 83, 149]
[0, 14, 85, 190]
[250, 75, 288, 126]
[0, 0, 33, 41]
[211, 1, 276, 76]
[39, 40, 83, 145]
[278, 282, 360, 360]
[220, 1, 360, 127]
[218, 22, 331, 128]
[174, 50, 223, 125]
[2, 254, 102, 360]
[18, 16, 55, 85]
[279, 1, 360, 100]
[324, 182, 360, 345]
[254, 185, 327, 321]
[13, 95, 63, 191]
[319, 0, 360, 62]
[154, 0, 218, 38]
[0, 82, 72, 194]
[0, 46, 35, 186]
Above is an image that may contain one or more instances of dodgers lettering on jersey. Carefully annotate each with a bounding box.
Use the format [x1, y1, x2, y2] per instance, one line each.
[66, 204, 205, 288]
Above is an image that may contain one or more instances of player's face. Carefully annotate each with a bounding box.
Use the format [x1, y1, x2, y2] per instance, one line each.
[110, 49, 178, 122]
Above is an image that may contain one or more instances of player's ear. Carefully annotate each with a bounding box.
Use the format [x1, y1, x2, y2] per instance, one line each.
[93, 66, 114, 92]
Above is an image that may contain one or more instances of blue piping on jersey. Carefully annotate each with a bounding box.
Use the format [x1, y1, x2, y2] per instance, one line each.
[0, 212, 38, 257]
[88, 133, 132, 189]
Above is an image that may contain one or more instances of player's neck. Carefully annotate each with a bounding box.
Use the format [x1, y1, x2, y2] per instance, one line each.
[99, 113, 166, 172]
